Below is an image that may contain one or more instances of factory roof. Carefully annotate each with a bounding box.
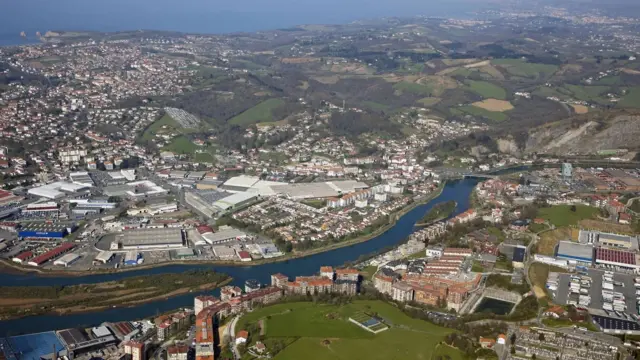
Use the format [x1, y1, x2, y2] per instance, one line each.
[222, 175, 260, 189]
[269, 182, 338, 199]
[557, 241, 594, 261]
[326, 180, 369, 193]
[57, 328, 88, 347]
[95, 251, 114, 262]
[54, 253, 80, 264]
[19, 222, 70, 232]
[213, 192, 257, 209]
[4, 331, 65, 360]
[202, 228, 246, 243]
[28, 181, 89, 199]
[595, 248, 637, 265]
[598, 232, 635, 243]
[119, 228, 183, 247]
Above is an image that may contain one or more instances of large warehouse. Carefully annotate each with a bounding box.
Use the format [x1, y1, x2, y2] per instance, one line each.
[115, 228, 184, 250]
[212, 192, 258, 212]
[556, 241, 594, 264]
[18, 223, 75, 240]
[595, 247, 640, 271]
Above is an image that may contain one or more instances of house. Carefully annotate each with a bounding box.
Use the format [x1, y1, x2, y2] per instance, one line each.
[236, 330, 249, 345]
[497, 334, 507, 345]
[618, 212, 632, 225]
[479, 337, 496, 349]
[543, 305, 567, 319]
[255, 342, 266, 354]
[320, 266, 334, 279]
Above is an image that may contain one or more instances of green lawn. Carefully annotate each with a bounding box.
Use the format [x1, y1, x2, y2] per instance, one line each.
[194, 152, 215, 163]
[363, 101, 391, 112]
[229, 99, 286, 125]
[465, 80, 507, 100]
[238, 301, 460, 360]
[538, 205, 599, 227]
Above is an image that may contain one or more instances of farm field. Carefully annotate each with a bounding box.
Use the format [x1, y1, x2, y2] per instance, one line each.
[465, 80, 507, 100]
[229, 98, 286, 125]
[571, 104, 589, 114]
[393, 81, 434, 96]
[492, 59, 558, 80]
[538, 205, 599, 227]
[237, 301, 460, 360]
[471, 99, 514, 112]
[452, 105, 508, 122]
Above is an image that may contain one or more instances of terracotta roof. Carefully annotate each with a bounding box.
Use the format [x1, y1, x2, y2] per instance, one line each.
[237, 330, 249, 339]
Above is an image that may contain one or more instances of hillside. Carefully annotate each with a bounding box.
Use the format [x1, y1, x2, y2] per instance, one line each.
[524, 111, 640, 155]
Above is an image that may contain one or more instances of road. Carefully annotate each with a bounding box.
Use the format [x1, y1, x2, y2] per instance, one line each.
[223, 315, 241, 360]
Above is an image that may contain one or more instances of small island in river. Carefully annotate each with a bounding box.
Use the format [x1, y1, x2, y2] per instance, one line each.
[0, 270, 230, 320]
[416, 200, 457, 226]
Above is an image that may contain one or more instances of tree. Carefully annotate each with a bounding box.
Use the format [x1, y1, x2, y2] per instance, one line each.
[570, 205, 577, 212]
[510, 346, 516, 355]
[510, 333, 517, 345]
[539, 333, 545, 341]
[532, 354, 537, 360]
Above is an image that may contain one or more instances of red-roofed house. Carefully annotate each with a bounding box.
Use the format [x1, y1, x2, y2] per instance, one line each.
[238, 251, 252, 262]
[236, 330, 249, 345]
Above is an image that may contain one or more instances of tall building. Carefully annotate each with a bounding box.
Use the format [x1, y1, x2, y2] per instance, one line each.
[195, 310, 215, 360]
[123, 340, 145, 360]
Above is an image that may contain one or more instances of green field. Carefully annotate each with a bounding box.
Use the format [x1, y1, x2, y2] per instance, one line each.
[562, 85, 610, 104]
[141, 113, 180, 141]
[492, 59, 558, 79]
[618, 86, 640, 108]
[163, 135, 199, 154]
[453, 105, 508, 122]
[538, 205, 599, 227]
[194, 152, 215, 163]
[417, 97, 442, 106]
[363, 101, 391, 111]
[393, 81, 433, 96]
[465, 80, 507, 100]
[229, 98, 285, 125]
[237, 301, 461, 360]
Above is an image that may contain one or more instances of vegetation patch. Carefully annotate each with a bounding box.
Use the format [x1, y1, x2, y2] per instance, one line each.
[229, 98, 286, 125]
[538, 205, 599, 227]
[163, 135, 199, 154]
[536, 227, 575, 256]
[471, 99, 514, 112]
[417, 97, 442, 106]
[618, 86, 640, 108]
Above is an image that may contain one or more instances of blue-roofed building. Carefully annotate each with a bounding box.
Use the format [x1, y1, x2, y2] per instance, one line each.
[2, 331, 66, 360]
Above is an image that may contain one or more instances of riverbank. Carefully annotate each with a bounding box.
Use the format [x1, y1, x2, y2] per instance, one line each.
[0, 183, 446, 277]
[0, 270, 231, 321]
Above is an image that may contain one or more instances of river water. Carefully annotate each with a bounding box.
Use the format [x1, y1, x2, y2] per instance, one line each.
[0, 179, 478, 336]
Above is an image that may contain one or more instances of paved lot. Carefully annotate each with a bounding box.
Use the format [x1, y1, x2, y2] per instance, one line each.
[552, 268, 639, 316]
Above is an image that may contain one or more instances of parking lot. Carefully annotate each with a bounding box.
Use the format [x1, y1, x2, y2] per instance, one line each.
[552, 268, 639, 316]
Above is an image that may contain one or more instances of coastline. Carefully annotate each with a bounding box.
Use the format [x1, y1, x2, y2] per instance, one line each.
[0, 277, 232, 321]
[0, 182, 446, 277]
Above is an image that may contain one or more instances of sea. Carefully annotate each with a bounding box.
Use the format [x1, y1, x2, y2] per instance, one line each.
[0, 0, 478, 47]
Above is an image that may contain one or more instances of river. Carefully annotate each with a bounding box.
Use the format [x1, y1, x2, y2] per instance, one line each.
[0, 179, 478, 336]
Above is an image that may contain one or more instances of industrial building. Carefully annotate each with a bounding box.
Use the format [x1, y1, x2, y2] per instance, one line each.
[598, 233, 638, 250]
[220, 175, 261, 192]
[201, 228, 246, 245]
[556, 241, 594, 264]
[102, 180, 167, 198]
[18, 223, 75, 240]
[56, 327, 117, 358]
[0, 331, 67, 360]
[594, 248, 640, 271]
[28, 243, 75, 266]
[115, 228, 184, 250]
[212, 192, 258, 212]
[94, 251, 114, 264]
[124, 251, 143, 265]
[69, 172, 95, 187]
[28, 181, 90, 199]
[54, 253, 80, 267]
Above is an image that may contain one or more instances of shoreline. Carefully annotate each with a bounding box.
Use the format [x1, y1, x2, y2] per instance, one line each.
[0, 182, 446, 277]
[0, 277, 232, 321]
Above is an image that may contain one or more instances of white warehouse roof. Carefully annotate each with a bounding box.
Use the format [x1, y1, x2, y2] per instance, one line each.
[54, 253, 80, 266]
[213, 192, 257, 209]
[222, 175, 260, 189]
